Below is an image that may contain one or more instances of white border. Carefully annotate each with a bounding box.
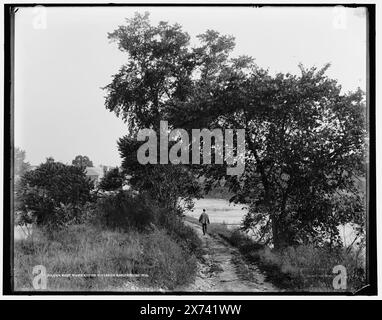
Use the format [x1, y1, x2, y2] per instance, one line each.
[0, 0, 380, 300]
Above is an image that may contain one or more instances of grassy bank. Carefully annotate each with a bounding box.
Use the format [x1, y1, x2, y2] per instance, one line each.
[207, 222, 366, 292]
[14, 221, 202, 291]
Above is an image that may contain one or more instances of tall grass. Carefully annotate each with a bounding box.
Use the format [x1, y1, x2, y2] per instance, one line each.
[14, 223, 199, 291]
[209, 224, 366, 292]
[162, 215, 203, 257]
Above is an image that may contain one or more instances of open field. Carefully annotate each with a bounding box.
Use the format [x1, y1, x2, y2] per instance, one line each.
[186, 199, 246, 226]
[187, 198, 360, 247]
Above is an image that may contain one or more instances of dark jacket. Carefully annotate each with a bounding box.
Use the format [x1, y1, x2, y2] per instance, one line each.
[199, 212, 210, 224]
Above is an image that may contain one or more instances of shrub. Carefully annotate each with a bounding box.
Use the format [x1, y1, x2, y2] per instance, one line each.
[95, 191, 156, 231]
[99, 167, 124, 191]
[93, 192, 202, 258]
[17, 159, 94, 227]
[95, 190, 203, 259]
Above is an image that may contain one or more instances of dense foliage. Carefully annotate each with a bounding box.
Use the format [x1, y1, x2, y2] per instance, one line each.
[17, 159, 94, 227]
[99, 167, 124, 191]
[72, 155, 93, 167]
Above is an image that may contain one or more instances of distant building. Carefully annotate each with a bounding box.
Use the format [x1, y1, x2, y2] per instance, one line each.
[86, 166, 131, 189]
[85, 167, 102, 186]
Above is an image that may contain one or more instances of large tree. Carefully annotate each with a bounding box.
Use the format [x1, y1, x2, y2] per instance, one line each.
[99, 167, 124, 191]
[105, 12, 196, 131]
[105, 13, 366, 248]
[171, 56, 367, 248]
[190, 64, 367, 249]
[104, 13, 203, 211]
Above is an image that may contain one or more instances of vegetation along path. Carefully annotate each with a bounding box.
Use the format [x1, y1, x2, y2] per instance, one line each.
[182, 220, 279, 292]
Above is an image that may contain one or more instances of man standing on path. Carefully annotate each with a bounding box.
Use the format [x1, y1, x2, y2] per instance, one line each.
[199, 209, 210, 236]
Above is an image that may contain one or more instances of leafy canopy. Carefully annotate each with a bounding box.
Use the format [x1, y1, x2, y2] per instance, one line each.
[105, 13, 366, 248]
[72, 155, 93, 168]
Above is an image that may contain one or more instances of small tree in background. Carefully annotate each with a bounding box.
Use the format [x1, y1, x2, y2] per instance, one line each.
[72, 155, 93, 167]
[99, 167, 124, 191]
[14, 147, 31, 228]
[14, 147, 30, 178]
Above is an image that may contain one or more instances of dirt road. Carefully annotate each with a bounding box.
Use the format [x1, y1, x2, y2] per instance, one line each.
[182, 221, 278, 292]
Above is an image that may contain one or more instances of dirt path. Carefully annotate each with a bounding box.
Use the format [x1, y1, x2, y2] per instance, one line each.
[182, 221, 278, 292]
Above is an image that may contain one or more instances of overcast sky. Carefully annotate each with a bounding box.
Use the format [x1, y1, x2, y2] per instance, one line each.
[14, 6, 367, 166]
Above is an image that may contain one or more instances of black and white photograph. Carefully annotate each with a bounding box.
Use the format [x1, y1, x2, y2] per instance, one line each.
[3, 3, 376, 296]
